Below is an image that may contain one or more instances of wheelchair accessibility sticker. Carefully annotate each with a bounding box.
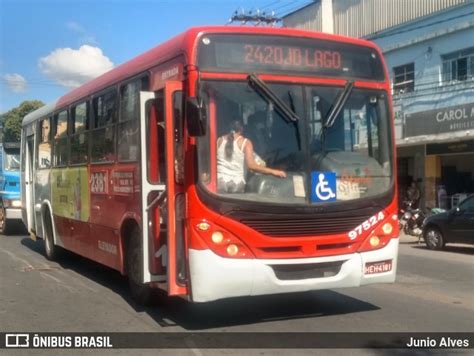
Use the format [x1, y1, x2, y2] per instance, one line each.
[311, 171, 337, 203]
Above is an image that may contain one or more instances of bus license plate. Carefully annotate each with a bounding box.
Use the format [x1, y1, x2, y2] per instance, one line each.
[364, 260, 392, 275]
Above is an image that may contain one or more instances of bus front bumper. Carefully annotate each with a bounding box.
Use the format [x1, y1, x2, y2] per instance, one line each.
[5, 208, 22, 220]
[189, 237, 398, 302]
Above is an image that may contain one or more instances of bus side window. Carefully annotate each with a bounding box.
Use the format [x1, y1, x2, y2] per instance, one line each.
[148, 90, 166, 184]
[118, 76, 149, 162]
[70, 102, 89, 165]
[38, 117, 51, 168]
[91, 90, 117, 163]
[53, 110, 68, 167]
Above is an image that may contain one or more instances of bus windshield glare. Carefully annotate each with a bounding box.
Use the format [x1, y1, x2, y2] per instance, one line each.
[197, 80, 393, 205]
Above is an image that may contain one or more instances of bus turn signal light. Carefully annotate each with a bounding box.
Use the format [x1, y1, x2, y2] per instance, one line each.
[196, 221, 210, 231]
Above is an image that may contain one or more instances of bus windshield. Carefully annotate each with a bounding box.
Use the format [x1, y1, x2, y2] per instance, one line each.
[197, 80, 393, 205]
[4, 149, 20, 172]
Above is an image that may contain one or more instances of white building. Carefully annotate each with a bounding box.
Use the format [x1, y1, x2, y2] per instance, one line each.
[283, 0, 474, 208]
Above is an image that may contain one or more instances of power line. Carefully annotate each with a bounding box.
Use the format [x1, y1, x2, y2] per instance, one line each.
[393, 84, 474, 101]
[392, 73, 474, 90]
[396, 82, 474, 94]
[394, 87, 474, 101]
[260, 0, 281, 10]
[272, 0, 300, 12]
[392, 74, 474, 89]
[278, 0, 314, 17]
[393, 88, 474, 103]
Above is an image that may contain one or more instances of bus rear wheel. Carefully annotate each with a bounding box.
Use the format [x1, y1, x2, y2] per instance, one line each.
[127, 226, 154, 305]
[43, 209, 62, 261]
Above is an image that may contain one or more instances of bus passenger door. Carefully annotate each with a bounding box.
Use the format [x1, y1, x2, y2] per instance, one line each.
[23, 133, 36, 233]
[139, 82, 187, 296]
[163, 81, 187, 296]
[140, 91, 167, 284]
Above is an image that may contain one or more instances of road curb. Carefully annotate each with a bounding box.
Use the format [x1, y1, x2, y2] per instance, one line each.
[399, 231, 423, 244]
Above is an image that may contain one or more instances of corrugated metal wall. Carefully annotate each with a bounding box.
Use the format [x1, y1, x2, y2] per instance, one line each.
[284, 3, 323, 31]
[283, 0, 468, 37]
[334, 0, 468, 37]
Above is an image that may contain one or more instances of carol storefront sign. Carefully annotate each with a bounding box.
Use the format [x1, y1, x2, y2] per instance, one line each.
[405, 102, 474, 137]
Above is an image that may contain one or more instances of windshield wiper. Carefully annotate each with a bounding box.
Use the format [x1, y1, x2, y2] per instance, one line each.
[247, 74, 300, 122]
[324, 80, 354, 128]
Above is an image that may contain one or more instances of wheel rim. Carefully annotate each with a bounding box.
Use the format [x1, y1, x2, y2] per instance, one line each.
[426, 229, 440, 247]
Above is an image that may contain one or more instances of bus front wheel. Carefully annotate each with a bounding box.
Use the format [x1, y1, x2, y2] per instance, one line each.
[127, 226, 154, 305]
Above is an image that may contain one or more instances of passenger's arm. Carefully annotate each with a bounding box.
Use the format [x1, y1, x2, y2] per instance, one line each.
[244, 140, 286, 178]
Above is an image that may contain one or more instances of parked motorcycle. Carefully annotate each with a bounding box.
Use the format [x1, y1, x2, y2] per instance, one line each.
[399, 201, 446, 238]
[399, 200, 424, 236]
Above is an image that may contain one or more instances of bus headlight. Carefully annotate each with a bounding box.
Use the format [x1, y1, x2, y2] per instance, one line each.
[358, 214, 398, 253]
[369, 236, 380, 247]
[11, 200, 21, 208]
[382, 223, 393, 235]
[2, 199, 21, 208]
[226, 244, 239, 256]
[190, 219, 255, 259]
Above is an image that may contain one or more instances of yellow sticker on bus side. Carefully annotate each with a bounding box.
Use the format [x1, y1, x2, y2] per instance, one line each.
[51, 167, 90, 222]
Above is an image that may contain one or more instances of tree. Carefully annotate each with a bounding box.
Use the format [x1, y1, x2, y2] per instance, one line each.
[0, 100, 44, 142]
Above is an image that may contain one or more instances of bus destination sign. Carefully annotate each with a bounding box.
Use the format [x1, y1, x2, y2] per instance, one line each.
[197, 34, 385, 81]
[242, 44, 342, 70]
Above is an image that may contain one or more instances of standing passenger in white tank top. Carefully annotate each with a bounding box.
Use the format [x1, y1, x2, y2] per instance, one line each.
[217, 120, 286, 193]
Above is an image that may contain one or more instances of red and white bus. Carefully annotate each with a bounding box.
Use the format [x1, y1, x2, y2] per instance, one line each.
[21, 26, 399, 304]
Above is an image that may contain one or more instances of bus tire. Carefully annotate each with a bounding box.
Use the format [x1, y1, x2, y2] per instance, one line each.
[43, 209, 63, 261]
[0, 204, 13, 235]
[127, 226, 154, 305]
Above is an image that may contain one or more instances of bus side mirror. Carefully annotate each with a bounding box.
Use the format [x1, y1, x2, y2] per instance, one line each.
[186, 97, 206, 137]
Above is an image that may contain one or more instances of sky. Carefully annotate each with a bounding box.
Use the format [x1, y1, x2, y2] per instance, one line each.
[0, 0, 313, 114]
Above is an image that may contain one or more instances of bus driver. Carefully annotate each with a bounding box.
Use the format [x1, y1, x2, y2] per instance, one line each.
[217, 120, 286, 193]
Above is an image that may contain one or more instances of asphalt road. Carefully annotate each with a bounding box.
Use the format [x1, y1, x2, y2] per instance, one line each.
[1, 232, 473, 354]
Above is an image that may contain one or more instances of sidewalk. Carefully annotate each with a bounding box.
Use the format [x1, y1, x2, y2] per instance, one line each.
[398, 231, 423, 244]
